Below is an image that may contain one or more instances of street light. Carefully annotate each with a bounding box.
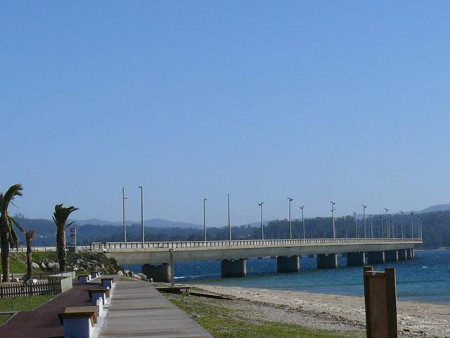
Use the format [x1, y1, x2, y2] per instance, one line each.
[384, 208, 389, 238]
[353, 212, 358, 238]
[138, 186, 144, 245]
[400, 211, 404, 240]
[330, 201, 336, 239]
[228, 194, 231, 242]
[203, 198, 207, 241]
[370, 214, 373, 238]
[300, 205, 305, 239]
[122, 187, 127, 242]
[287, 198, 293, 239]
[259, 202, 264, 240]
[362, 205, 367, 238]
[410, 211, 414, 239]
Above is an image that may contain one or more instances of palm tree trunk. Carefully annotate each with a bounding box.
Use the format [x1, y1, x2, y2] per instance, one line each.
[1, 228, 10, 282]
[26, 236, 33, 281]
[57, 228, 66, 272]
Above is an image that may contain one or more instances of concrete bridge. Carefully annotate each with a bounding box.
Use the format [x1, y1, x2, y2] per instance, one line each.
[90, 238, 421, 282]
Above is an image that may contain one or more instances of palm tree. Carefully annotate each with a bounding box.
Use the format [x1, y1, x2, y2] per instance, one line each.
[25, 229, 35, 282]
[0, 184, 24, 282]
[53, 204, 78, 272]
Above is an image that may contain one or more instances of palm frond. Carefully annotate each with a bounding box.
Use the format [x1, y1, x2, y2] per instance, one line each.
[9, 216, 24, 233]
[26, 229, 35, 241]
[1, 184, 23, 215]
[53, 204, 79, 230]
[9, 227, 19, 248]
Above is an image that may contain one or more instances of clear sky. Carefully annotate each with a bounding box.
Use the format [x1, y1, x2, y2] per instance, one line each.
[2, 2, 450, 226]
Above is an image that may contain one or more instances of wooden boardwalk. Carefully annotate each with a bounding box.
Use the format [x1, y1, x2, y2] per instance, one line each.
[99, 280, 211, 337]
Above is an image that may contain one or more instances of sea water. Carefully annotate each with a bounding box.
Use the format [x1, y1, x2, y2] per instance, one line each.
[125, 249, 450, 304]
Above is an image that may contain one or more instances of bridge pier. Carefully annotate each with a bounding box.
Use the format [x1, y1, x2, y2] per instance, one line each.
[398, 249, 407, 260]
[142, 263, 171, 283]
[277, 256, 300, 273]
[407, 248, 415, 259]
[367, 251, 385, 264]
[346, 252, 366, 266]
[385, 250, 398, 262]
[221, 259, 247, 278]
[317, 253, 338, 269]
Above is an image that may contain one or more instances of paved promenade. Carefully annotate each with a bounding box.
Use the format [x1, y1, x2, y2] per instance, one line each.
[99, 280, 211, 337]
[0, 281, 92, 338]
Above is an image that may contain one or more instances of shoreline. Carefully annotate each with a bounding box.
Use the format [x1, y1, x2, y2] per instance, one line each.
[187, 284, 450, 337]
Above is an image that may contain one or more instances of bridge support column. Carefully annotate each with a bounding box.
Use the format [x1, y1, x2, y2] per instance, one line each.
[398, 249, 407, 260]
[221, 259, 247, 278]
[317, 254, 338, 269]
[367, 251, 385, 264]
[142, 263, 171, 283]
[407, 248, 414, 259]
[277, 256, 300, 273]
[347, 252, 366, 266]
[385, 250, 398, 262]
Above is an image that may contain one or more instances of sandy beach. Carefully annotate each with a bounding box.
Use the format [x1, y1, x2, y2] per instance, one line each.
[191, 285, 450, 337]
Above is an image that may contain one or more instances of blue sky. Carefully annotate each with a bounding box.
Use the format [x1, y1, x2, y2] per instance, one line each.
[2, 2, 450, 226]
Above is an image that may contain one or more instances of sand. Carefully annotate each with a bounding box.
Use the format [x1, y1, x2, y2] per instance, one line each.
[191, 285, 450, 337]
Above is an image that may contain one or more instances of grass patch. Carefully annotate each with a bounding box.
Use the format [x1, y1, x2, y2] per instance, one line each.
[0, 294, 56, 312]
[0, 294, 56, 326]
[0, 313, 11, 325]
[167, 293, 351, 338]
[0, 253, 27, 274]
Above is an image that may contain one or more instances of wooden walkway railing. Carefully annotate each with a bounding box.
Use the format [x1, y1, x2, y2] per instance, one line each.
[0, 281, 62, 298]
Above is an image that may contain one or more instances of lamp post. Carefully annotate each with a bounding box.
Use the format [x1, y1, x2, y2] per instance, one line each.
[287, 198, 293, 239]
[379, 215, 383, 238]
[330, 201, 336, 239]
[384, 208, 389, 238]
[228, 194, 231, 242]
[400, 211, 404, 240]
[259, 202, 264, 240]
[370, 214, 373, 238]
[353, 212, 358, 238]
[300, 205, 305, 239]
[122, 187, 127, 242]
[138, 186, 144, 245]
[410, 211, 414, 239]
[203, 198, 207, 241]
[362, 205, 367, 238]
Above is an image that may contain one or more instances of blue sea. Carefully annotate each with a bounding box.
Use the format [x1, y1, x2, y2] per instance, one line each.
[125, 249, 450, 304]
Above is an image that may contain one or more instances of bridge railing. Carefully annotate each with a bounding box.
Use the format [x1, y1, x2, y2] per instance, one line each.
[1, 246, 91, 253]
[90, 238, 422, 251]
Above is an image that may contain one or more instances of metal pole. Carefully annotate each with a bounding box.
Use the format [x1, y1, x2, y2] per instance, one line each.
[370, 214, 373, 238]
[139, 186, 144, 245]
[400, 211, 404, 240]
[203, 198, 207, 241]
[330, 201, 336, 239]
[384, 208, 389, 238]
[353, 212, 357, 238]
[362, 205, 367, 238]
[300, 205, 305, 239]
[122, 187, 127, 242]
[228, 194, 231, 242]
[380, 216, 383, 238]
[410, 212, 414, 239]
[287, 198, 293, 239]
[259, 202, 264, 240]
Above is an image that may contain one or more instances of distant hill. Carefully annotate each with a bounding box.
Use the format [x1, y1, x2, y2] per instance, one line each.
[74, 218, 202, 229]
[420, 204, 450, 213]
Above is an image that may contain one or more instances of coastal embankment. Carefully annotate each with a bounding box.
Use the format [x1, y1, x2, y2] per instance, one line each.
[188, 285, 450, 337]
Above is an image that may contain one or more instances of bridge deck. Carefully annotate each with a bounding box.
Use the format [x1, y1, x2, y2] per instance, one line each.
[99, 280, 211, 337]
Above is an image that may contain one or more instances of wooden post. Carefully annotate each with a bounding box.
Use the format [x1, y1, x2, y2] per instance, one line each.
[363, 266, 398, 338]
